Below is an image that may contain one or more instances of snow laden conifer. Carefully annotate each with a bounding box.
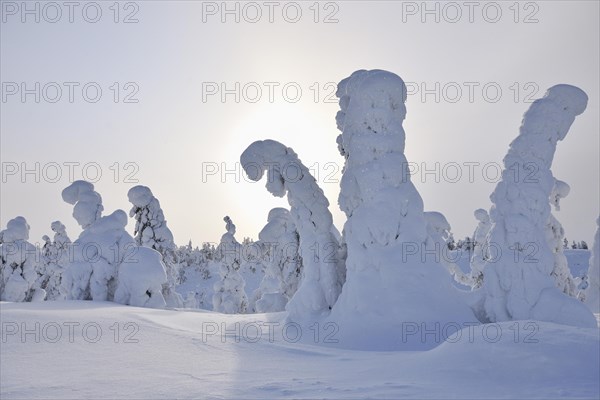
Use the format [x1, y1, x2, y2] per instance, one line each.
[127, 185, 183, 307]
[583, 217, 600, 313]
[481, 85, 596, 328]
[38, 221, 71, 300]
[424, 211, 472, 287]
[240, 140, 344, 320]
[328, 70, 477, 350]
[212, 216, 248, 314]
[546, 179, 578, 297]
[60, 181, 168, 307]
[470, 209, 492, 288]
[253, 208, 302, 313]
[0, 216, 42, 302]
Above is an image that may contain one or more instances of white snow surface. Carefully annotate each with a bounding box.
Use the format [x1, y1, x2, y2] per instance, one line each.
[1, 301, 598, 399]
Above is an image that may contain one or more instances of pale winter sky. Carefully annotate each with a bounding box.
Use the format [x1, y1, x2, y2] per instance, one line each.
[1, 1, 599, 247]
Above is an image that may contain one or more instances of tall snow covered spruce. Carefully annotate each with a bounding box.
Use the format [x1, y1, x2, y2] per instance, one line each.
[38, 221, 72, 300]
[470, 209, 492, 288]
[481, 85, 596, 328]
[583, 217, 600, 313]
[212, 216, 248, 314]
[546, 179, 577, 297]
[253, 208, 302, 313]
[128, 185, 183, 307]
[240, 140, 344, 320]
[328, 70, 477, 350]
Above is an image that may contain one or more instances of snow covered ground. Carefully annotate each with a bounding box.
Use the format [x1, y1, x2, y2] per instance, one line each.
[1, 300, 598, 399]
[1, 250, 598, 399]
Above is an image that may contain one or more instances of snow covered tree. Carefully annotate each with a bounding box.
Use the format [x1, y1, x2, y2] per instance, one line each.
[470, 208, 492, 288]
[0, 216, 43, 302]
[62, 180, 103, 228]
[212, 216, 248, 314]
[447, 234, 456, 250]
[253, 208, 302, 313]
[240, 139, 343, 320]
[60, 181, 167, 307]
[546, 179, 577, 297]
[582, 217, 599, 313]
[425, 211, 472, 286]
[127, 185, 182, 307]
[114, 246, 168, 308]
[327, 70, 477, 349]
[38, 221, 71, 300]
[481, 85, 596, 328]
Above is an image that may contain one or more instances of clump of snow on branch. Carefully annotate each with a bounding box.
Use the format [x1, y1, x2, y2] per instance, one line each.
[240, 139, 344, 320]
[328, 69, 477, 350]
[61, 180, 103, 229]
[481, 84, 596, 328]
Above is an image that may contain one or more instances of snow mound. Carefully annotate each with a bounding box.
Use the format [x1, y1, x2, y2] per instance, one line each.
[114, 246, 167, 308]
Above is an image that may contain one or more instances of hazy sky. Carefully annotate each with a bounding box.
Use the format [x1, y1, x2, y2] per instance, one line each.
[1, 0, 599, 247]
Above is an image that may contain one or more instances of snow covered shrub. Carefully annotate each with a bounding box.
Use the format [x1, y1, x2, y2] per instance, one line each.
[241, 139, 344, 320]
[212, 216, 248, 314]
[128, 185, 183, 307]
[114, 246, 167, 308]
[328, 69, 477, 350]
[481, 85, 596, 328]
[0, 216, 42, 302]
[253, 208, 302, 313]
[546, 180, 577, 297]
[583, 217, 599, 313]
[470, 209, 491, 288]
